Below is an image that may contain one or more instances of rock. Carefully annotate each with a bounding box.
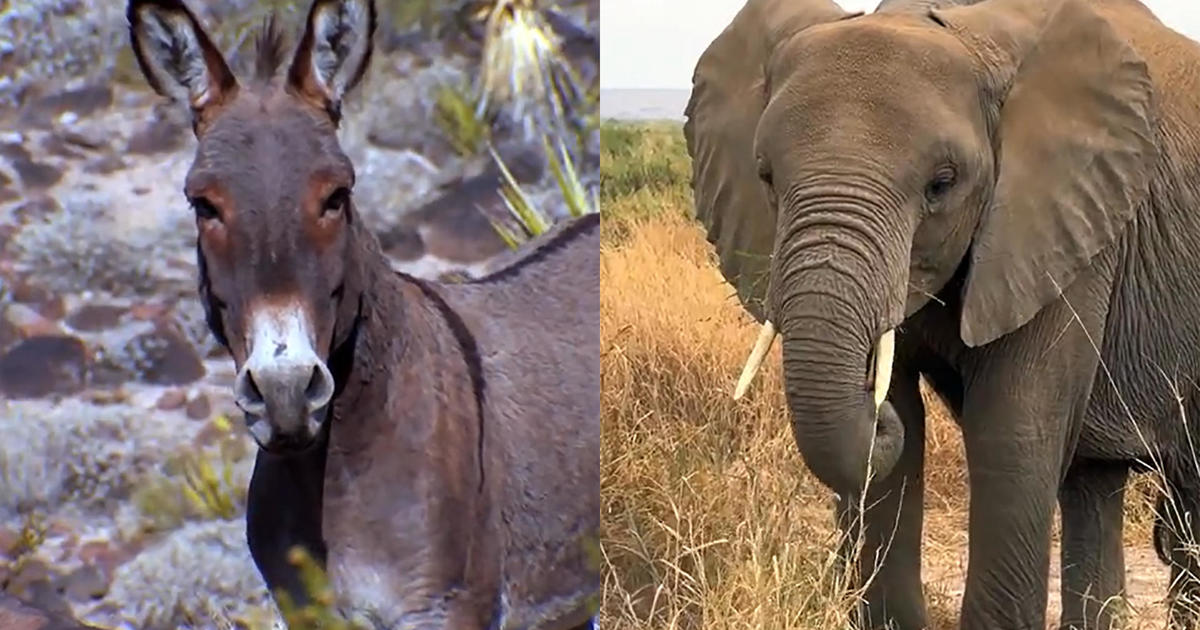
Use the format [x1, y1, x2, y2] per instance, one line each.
[17, 84, 113, 128]
[65, 304, 126, 332]
[77, 539, 139, 584]
[0, 335, 89, 399]
[60, 129, 108, 151]
[185, 392, 212, 420]
[0, 143, 31, 162]
[155, 389, 187, 411]
[128, 302, 169, 321]
[125, 117, 186, 155]
[11, 195, 61, 224]
[4, 557, 51, 596]
[9, 158, 62, 189]
[5, 302, 61, 338]
[124, 324, 206, 385]
[0, 592, 95, 629]
[82, 155, 126, 175]
[6, 276, 52, 306]
[0, 526, 17, 559]
[82, 389, 128, 405]
[61, 565, 107, 601]
[38, 135, 86, 160]
[0, 313, 18, 353]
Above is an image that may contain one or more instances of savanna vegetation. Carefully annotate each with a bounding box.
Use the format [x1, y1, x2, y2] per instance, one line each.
[597, 120, 1171, 630]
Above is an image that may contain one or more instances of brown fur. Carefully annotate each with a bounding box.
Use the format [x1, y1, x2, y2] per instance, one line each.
[127, 1, 599, 627]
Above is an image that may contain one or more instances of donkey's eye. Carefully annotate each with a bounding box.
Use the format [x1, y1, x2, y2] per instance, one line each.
[189, 196, 221, 223]
[322, 187, 351, 217]
[924, 165, 957, 203]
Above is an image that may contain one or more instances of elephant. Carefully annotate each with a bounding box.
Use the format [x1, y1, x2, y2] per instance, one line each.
[683, 0, 1200, 627]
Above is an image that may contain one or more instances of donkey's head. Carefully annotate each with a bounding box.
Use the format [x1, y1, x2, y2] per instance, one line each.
[128, 0, 376, 452]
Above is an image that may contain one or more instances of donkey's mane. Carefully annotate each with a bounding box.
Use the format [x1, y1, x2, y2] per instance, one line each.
[252, 13, 288, 85]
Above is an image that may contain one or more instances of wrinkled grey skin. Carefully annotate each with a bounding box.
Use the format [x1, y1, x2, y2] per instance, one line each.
[686, 0, 1200, 628]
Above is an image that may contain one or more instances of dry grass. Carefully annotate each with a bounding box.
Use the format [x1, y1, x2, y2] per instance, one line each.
[599, 121, 1173, 629]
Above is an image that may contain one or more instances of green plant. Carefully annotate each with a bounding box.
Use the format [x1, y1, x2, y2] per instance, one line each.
[434, 81, 491, 157]
[3, 510, 46, 581]
[133, 415, 247, 531]
[488, 134, 597, 249]
[275, 546, 370, 629]
[474, 0, 587, 141]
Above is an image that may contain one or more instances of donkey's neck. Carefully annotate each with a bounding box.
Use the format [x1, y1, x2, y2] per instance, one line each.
[320, 258, 497, 626]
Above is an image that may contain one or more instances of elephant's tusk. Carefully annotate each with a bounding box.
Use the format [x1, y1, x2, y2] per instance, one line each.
[733, 320, 777, 400]
[872, 329, 896, 411]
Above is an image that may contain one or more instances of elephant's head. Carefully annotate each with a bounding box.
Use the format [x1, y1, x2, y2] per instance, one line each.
[684, 0, 1156, 494]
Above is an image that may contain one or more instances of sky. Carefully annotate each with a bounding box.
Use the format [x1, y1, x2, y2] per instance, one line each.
[600, 0, 1200, 89]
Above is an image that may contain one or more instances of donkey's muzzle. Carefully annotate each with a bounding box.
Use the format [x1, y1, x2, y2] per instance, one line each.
[235, 306, 336, 450]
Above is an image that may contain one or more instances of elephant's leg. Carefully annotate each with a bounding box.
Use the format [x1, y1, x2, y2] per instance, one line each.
[958, 349, 1101, 627]
[1058, 458, 1128, 630]
[1159, 468, 1200, 628]
[836, 360, 927, 630]
[959, 408, 1062, 630]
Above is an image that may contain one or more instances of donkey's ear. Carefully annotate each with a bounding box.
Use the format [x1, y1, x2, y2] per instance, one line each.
[287, 0, 377, 119]
[127, 0, 237, 115]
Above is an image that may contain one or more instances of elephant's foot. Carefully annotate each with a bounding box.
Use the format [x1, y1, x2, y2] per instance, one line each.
[1058, 459, 1128, 630]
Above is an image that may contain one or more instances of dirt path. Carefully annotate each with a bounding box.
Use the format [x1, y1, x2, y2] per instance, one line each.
[922, 541, 1170, 629]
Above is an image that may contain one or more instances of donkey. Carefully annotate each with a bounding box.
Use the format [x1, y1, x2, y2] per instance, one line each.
[126, 1, 599, 628]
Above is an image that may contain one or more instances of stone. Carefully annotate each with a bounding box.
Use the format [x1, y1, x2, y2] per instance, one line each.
[155, 389, 187, 411]
[17, 84, 113, 128]
[77, 539, 138, 583]
[125, 117, 186, 155]
[0, 526, 17, 558]
[0, 143, 31, 162]
[11, 195, 61, 224]
[82, 155, 125, 175]
[38, 135, 85, 160]
[60, 129, 107, 151]
[65, 304, 126, 332]
[124, 324, 205, 385]
[0, 335, 88, 399]
[4, 558, 50, 595]
[10, 158, 62, 189]
[128, 302, 169, 321]
[185, 392, 212, 420]
[7, 276, 52, 306]
[0, 591, 94, 629]
[5, 303, 61, 338]
[61, 565, 107, 601]
[0, 312, 18, 352]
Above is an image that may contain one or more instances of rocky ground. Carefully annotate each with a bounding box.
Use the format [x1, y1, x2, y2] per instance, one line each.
[0, 1, 598, 627]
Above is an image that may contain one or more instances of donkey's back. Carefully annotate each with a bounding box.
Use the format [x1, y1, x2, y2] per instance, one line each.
[442, 213, 600, 629]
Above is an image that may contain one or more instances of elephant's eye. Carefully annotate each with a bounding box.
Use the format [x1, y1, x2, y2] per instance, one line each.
[757, 157, 773, 188]
[924, 165, 957, 203]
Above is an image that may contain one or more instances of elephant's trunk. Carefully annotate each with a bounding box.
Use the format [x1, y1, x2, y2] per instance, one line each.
[767, 183, 909, 495]
[781, 320, 904, 495]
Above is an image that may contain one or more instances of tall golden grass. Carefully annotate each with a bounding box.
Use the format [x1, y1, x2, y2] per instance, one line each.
[598, 121, 1169, 630]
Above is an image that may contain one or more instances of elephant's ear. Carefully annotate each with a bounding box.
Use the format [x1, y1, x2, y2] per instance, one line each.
[683, 0, 854, 323]
[931, 0, 1156, 347]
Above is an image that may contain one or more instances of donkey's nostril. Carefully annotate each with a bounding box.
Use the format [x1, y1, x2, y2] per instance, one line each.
[304, 362, 335, 411]
[234, 368, 267, 415]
